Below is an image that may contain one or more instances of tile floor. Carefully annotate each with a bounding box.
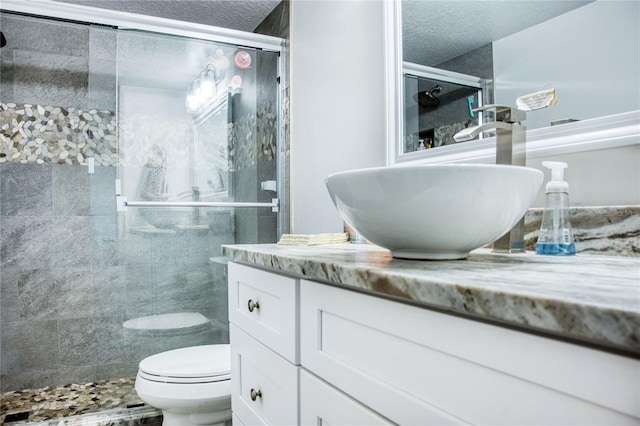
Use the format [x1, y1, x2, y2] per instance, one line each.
[0, 377, 161, 425]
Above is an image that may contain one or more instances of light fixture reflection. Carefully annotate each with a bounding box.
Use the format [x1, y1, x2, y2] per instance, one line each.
[185, 64, 220, 114]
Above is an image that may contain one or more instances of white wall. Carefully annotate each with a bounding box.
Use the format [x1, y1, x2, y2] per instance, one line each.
[492, 0, 640, 207]
[530, 144, 640, 207]
[289, 0, 388, 234]
[493, 1, 639, 131]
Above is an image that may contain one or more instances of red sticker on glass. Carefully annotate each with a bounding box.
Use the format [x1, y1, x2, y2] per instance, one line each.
[234, 51, 252, 69]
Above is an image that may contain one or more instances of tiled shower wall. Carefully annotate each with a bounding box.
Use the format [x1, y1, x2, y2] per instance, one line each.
[1, 163, 120, 390]
[0, 6, 287, 392]
[0, 13, 122, 392]
[0, 12, 233, 392]
[231, 54, 279, 245]
[0, 160, 231, 392]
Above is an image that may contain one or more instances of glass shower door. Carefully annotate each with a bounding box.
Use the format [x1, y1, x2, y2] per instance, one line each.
[114, 28, 280, 360]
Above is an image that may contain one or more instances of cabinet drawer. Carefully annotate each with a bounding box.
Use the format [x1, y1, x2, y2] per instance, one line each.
[230, 324, 299, 425]
[300, 280, 640, 425]
[300, 369, 391, 425]
[228, 262, 299, 363]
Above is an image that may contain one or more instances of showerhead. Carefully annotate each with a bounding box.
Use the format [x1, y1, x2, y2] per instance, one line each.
[428, 85, 442, 95]
[415, 85, 442, 110]
[1, 32, 6, 48]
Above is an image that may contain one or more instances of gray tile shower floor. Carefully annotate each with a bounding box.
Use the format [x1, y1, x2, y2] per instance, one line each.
[0, 378, 161, 425]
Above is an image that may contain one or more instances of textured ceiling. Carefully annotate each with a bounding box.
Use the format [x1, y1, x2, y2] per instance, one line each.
[403, 1, 593, 66]
[52, 0, 593, 72]
[54, 0, 281, 32]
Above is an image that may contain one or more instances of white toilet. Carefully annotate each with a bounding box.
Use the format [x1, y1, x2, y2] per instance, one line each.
[135, 344, 232, 426]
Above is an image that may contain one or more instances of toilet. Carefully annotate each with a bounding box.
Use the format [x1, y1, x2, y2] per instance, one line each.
[135, 344, 232, 426]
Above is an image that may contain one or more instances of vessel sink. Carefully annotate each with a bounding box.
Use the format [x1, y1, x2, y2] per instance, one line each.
[325, 164, 543, 260]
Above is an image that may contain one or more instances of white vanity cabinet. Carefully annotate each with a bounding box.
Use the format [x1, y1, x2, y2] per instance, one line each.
[228, 262, 300, 425]
[228, 262, 391, 425]
[299, 369, 391, 425]
[229, 262, 640, 425]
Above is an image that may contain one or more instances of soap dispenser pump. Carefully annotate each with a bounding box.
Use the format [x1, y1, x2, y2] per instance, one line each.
[535, 161, 576, 256]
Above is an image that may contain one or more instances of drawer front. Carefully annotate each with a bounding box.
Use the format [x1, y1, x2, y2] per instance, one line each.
[230, 324, 299, 425]
[228, 262, 299, 363]
[300, 280, 640, 425]
[300, 369, 392, 425]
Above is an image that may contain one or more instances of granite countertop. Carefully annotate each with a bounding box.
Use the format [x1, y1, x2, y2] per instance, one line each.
[221, 243, 640, 357]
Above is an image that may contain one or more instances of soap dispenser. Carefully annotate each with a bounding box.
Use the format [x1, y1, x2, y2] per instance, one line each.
[535, 161, 576, 256]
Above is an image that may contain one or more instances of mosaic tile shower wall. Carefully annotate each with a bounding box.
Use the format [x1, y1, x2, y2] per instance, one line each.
[229, 102, 278, 171]
[0, 102, 117, 165]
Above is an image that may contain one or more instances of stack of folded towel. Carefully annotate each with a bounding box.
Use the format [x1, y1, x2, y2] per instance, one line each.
[277, 232, 349, 246]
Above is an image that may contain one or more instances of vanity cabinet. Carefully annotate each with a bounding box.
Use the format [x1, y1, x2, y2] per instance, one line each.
[299, 369, 390, 425]
[229, 262, 640, 425]
[228, 262, 299, 425]
[229, 324, 298, 425]
[228, 262, 390, 425]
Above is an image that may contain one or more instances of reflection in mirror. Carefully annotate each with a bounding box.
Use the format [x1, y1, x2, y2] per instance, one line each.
[193, 94, 230, 199]
[402, 1, 592, 68]
[399, 0, 639, 160]
[403, 64, 486, 154]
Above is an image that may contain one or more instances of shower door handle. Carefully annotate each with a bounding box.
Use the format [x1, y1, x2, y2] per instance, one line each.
[116, 197, 279, 212]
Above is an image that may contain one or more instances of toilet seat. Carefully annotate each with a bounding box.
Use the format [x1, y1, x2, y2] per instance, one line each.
[138, 344, 230, 384]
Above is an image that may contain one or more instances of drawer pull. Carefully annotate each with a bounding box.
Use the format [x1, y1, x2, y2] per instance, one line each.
[248, 299, 260, 312]
[250, 388, 262, 401]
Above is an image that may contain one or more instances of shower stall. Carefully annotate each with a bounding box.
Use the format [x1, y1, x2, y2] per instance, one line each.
[0, 1, 286, 423]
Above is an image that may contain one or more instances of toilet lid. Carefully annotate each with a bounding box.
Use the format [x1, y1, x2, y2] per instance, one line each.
[139, 345, 230, 383]
[123, 312, 210, 331]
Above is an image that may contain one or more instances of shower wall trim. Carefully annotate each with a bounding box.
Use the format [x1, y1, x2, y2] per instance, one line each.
[0, 0, 285, 53]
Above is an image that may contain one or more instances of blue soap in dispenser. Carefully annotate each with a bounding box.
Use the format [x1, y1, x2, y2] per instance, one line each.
[535, 161, 576, 255]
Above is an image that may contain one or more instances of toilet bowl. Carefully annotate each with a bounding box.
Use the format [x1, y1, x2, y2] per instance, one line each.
[135, 344, 231, 426]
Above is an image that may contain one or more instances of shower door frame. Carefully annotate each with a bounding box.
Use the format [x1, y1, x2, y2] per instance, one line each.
[1, 0, 287, 226]
[0, 0, 284, 51]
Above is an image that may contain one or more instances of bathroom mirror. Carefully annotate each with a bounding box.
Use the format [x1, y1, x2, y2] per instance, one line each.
[396, 0, 640, 162]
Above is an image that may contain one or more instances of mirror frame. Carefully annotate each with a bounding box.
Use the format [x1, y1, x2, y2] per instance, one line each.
[388, 0, 640, 166]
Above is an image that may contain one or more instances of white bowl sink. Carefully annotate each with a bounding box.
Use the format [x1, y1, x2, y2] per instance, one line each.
[325, 164, 543, 260]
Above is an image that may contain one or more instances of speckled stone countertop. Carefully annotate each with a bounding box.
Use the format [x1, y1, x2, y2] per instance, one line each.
[221, 244, 640, 357]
